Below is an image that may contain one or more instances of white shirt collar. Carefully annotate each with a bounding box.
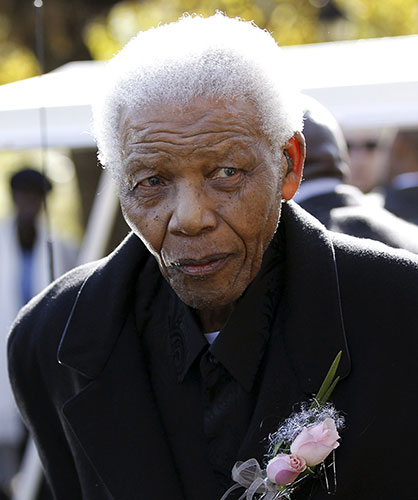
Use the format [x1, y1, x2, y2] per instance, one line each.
[204, 331, 220, 344]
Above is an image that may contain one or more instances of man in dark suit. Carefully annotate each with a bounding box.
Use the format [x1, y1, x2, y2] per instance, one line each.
[295, 96, 418, 252]
[384, 128, 418, 226]
[8, 13, 418, 500]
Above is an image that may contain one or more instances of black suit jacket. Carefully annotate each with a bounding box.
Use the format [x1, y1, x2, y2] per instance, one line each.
[385, 185, 418, 226]
[300, 184, 418, 253]
[8, 202, 418, 500]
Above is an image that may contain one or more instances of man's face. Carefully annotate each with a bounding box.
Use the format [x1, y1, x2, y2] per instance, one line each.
[119, 97, 284, 311]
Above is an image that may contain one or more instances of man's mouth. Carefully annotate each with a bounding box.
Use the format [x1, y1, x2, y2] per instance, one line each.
[169, 253, 231, 276]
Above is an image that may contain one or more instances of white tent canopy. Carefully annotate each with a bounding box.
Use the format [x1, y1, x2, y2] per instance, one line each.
[1, 34, 418, 150]
[286, 35, 418, 133]
[0, 61, 105, 149]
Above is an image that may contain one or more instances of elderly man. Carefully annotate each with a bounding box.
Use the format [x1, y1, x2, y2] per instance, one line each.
[8, 14, 418, 500]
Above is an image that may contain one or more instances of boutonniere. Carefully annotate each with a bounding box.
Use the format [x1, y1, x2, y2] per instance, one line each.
[221, 352, 344, 500]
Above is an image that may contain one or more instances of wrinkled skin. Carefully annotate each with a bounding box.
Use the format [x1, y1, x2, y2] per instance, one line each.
[118, 97, 303, 331]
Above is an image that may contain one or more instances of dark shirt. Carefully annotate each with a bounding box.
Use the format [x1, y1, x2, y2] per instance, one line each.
[136, 234, 284, 498]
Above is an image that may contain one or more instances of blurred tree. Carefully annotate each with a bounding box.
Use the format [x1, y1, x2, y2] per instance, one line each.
[338, 0, 418, 38]
[84, 0, 318, 60]
[0, 9, 39, 84]
[0, 0, 417, 82]
[83, 0, 418, 60]
[0, 0, 119, 82]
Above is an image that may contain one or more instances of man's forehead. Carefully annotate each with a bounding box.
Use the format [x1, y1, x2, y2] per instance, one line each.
[119, 96, 266, 147]
[120, 96, 261, 128]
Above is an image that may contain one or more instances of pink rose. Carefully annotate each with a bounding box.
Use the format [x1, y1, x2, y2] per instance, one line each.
[290, 418, 340, 466]
[266, 453, 306, 485]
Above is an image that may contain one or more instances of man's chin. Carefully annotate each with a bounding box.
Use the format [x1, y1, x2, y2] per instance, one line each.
[159, 260, 252, 311]
[169, 281, 239, 312]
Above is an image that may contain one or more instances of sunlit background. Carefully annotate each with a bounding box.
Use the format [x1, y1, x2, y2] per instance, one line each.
[3, 0, 418, 82]
[0, 0, 418, 242]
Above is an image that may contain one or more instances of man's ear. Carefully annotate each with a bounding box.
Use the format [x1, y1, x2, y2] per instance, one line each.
[281, 131, 305, 201]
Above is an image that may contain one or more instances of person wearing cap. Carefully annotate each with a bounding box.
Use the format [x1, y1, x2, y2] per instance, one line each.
[0, 168, 76, 498]
[294, 96, 418, 253]
[7, 15, 418, 500]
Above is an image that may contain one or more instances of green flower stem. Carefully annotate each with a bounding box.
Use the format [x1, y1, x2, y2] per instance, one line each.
[321, 376, 340, 404]
[272, 440, 284, 457]
[313, 351, 342, 407]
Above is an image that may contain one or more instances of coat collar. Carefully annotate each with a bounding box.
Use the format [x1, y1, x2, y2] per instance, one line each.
[57, 232, 150, 378]
[279, 200, 351, 392]
[236, 201, 351, 471]
[61, 311, 187, 500]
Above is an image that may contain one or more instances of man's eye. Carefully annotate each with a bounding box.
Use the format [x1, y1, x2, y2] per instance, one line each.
[214, 167, 238, 178]
[140, 176, 161, 187]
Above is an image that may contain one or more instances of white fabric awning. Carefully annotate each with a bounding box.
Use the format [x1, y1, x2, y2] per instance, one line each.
[1, 34, 418, 150]
[0, 61, 105, 149]
[286, 35, 418, 132]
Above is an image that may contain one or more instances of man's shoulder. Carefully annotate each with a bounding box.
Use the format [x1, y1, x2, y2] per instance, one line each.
[330, 229, 418, 286]
[329, 204, 418, 253]
[8, 232, 149, 358]
[331, 227, 418, 258]
[8, 261, 100, 352]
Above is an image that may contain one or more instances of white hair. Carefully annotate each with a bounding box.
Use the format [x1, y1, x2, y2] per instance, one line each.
[92, 13, 303, 181]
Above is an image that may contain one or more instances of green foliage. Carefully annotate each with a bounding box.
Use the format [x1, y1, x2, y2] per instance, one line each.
[83, 0, 418, 62]
[339, 0, 418, 38]
[0, 43, 40, 85]
[83, 0, 322, 60]
[1, 0, 418, 82]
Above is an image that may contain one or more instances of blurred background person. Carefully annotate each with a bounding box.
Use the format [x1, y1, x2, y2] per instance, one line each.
[345, 135, 386, 194]
[0, 168, 77, 499]
[294, 96, 418, 253]
[384, 128, 418, 226]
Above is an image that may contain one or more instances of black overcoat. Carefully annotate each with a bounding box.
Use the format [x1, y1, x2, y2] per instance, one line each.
[8, 202, 418, 500]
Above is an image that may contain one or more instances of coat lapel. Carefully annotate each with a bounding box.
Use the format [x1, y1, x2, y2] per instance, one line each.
[61, 312, 185, 500]
[56, 234, 185, 499]
[238, 201, 351, 466]
[280, 201, 350, 393]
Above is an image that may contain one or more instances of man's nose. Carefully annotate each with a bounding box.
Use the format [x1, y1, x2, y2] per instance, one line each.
[168, 183, 217, 236]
